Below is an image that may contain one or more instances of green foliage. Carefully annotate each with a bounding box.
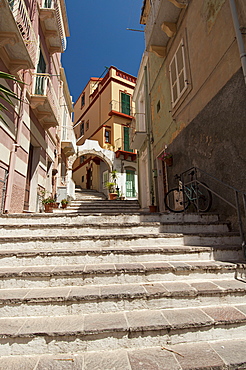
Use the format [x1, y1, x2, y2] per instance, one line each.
[42, 197, 55, 204]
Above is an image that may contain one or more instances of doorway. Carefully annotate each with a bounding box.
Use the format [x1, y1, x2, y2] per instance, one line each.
[126, 169, 135, 198]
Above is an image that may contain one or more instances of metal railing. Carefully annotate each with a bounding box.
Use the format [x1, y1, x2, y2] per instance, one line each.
[180, 167, 246, 257]
[7, 0, 38, 66]
[32, 73, 61, 124]
[0, 166, 8, 213]
[109, 100, 134, 116]
[41, 0, 67, 51]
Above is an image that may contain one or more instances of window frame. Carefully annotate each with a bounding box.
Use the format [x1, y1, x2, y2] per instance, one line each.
[105, 129, 111, 144]
[169, 39, 188, 107]
[80, 121, 84, 137]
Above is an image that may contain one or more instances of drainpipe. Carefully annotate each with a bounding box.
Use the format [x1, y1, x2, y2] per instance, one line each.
[4, 71, 27, 213]
[144, 65, 154, 206]
[229, 0, 246, 84]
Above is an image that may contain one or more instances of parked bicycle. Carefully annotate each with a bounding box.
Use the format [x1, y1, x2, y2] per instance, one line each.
[164, 171, 212, 213]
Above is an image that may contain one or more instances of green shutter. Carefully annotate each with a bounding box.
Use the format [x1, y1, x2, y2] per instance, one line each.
[126, 170, 135, 197]
[124, 127, 133, 152]
[121, 93, 130, 115]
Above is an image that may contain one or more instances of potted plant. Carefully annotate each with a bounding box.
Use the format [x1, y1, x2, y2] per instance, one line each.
[61, 199, 69, 209]
[42, 196, 55, 213]
[106, 182, 118, 200]
[161, 152, 173, 167]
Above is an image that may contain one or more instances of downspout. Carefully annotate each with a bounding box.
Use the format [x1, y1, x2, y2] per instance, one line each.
[4, 71, 27, 213]
[229, 0, 246, 84]
[144, 65, 154, 206]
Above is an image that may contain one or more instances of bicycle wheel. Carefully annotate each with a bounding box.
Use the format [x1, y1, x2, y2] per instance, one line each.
[195, 182, 212, 212]
[164, 188, 190, 213]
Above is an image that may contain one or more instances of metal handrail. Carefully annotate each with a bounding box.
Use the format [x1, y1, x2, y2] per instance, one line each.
[179, 166, 246, 256]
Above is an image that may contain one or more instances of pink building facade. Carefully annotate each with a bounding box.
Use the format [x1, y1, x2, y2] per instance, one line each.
[0, 0, 75, 213]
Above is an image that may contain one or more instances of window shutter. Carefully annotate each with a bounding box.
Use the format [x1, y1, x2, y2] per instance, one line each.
[169, 40, 187, 105]
[121, 93, 131, 115]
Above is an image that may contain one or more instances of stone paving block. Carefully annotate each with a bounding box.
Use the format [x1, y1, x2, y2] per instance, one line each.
[162, 307, 213, 329]
[84, 311, 127, 334]
[190, 281, 222, 293]
[126, 309, 169, 331]
[0, 355, 38, 370]
[128, 346, 181, 370]
[202, 306, 246, 324]
[53, 265, 85, 274]
[84, 263, 115, 273]
[210, 339, 246, 366]
[235, 304, 246, 316]
[36, 354, 84, 370]
[173, 342, 225, 369]
[21, 266, 55, 275]
[0, 317, 27, 336]
[25, 287, 71, 301]
[84, 349, 130, 370]
[214, 279, 246, 291]
[69, 286, 100, 300]
[101, 283, 146, 298]
[162, 282, 196, 296]
[143, 282, 168, 296]
[142, 261, 171, 270]
[0, 288, 30, 301]
[115, 263, 145, 272]
[18, 315, 84, 336]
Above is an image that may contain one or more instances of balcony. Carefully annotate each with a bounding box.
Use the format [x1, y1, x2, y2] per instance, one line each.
[115, 137, 137, 162]
[142, 0, 186, 56]
[130, 113, 147, 150]
[61, 126, 77, 156]
[39, 0, 67, 53]
[30, 73, 60, 129]
[109, 100, 134, 119]
[0, 0, 38, 72]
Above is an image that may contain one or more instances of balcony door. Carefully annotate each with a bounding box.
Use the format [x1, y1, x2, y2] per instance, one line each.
[35, 51, 46, 95]
[121, 92, 130, 115]
[126, 170, 135, 198]
[123, 126, 133, 152]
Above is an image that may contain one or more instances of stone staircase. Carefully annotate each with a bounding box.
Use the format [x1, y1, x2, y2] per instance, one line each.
[60, 188, 141, 214]
[0, 211, 245, 369]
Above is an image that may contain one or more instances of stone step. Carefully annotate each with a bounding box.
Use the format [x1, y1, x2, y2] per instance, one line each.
[0, 245, 242, 267]
[0, 305, 245, 356]
[0, 212, 220, 225]
[0, 221, 230, 237]
[0, 339, 245, 369]
[0, 233, 241, 251]
[0, 279, 245, 317]
[0, 261, 239, 289]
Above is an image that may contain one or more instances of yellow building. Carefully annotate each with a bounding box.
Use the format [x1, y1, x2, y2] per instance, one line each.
[73, 66, 138, 199]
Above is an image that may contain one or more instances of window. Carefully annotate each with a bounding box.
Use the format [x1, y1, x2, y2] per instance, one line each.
[121, 92, 131, 115]
[169, 40, 187, 106]
[105, 130, 111, 143]
[81, 93, 85, 108]
[157, 100, 160, 113]
[86, 120, 89, 131]
[80, 121, 84, 137]
[123, 126, 133, 152]
[80, 155, 85, 164]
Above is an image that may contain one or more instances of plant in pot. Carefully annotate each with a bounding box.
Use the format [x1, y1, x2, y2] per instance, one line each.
[106, 169, 119, 200]
[42, 196, 55, 213]
[161, 152, 173, 167]
[61, 198, 69, 209]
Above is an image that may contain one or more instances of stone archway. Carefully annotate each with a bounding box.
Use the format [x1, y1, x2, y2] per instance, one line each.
[69, 139, 115, 171]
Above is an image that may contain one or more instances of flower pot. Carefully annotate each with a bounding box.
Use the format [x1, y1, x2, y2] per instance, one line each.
[149, 205, 157, 212]
[44, 204, 53, 213]
[61, 203, 68, 209]
[109, 193, 118, 200]
[164, 157, 173, 167]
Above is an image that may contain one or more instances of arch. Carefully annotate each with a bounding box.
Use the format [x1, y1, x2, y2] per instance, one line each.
[69, 139, 114, 172]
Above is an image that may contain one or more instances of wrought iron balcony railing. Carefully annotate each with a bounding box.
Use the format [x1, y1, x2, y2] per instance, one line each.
[31, 73, 60, 126]
[109, 100, 134, 117]
[6, 0, 38, 67]
[40, 0, 67, 52]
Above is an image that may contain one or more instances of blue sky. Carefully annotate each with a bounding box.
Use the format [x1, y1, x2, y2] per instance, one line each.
[62, 0, 145, 102]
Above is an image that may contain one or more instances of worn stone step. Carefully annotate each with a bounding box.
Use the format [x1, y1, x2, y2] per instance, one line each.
[0, 221, 230, 238]
[0, 212, 220, 226]
[0, 338, 245, 369]
[0, 233, 186, 251]
[0, 279, 245, 317]
[0, 305, 245, 356]
[0, 261, 239, 289]
[0, 245, 242, 267]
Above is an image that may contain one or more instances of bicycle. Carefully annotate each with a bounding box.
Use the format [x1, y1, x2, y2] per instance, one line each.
[164, 171, 212, 213]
